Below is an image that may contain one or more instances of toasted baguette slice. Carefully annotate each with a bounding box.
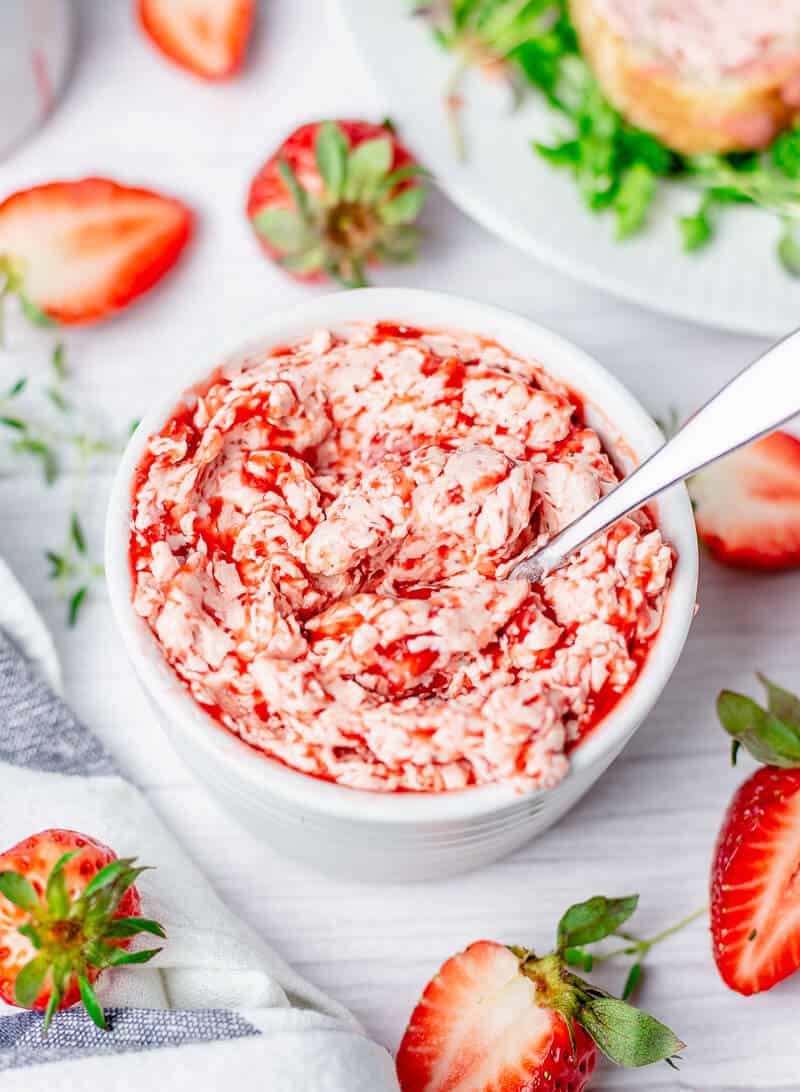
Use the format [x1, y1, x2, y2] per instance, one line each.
[569, 0, 800, 154]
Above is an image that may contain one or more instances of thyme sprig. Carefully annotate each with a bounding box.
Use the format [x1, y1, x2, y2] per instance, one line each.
[1, 327, 135, 626]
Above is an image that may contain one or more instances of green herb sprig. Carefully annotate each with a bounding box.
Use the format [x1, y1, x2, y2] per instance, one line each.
[1, 329, 135, 626]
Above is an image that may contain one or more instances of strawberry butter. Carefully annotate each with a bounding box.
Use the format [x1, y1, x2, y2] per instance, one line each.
[129, 323, 673, 793]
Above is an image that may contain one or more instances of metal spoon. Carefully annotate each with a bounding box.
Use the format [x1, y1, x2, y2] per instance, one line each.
[510, 326, 800, 583]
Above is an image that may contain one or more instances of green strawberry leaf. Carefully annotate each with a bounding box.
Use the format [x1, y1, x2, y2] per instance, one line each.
[277, 159, 311, 223]
[42, 989, 60, 1035]
[78, 975, 107, 1030]
[578, 997, 684, 1067]
[103, 946, 162, 967]
[717, 690, 800, 767]
[557, 894, 639, 951]
[379, 186, 428, 226]
[315, 121, 349, 201]
[376, 225, 420, 263]
[377, 164, 433, 192]
[82, 859, 139, 899]
[326, 256, 368, 289]
[564, 946, 594, 971]
[279, 248, 326, 275]
[345, 137, 394, 201]
[0, 871, 41, 913]
[758, 673, 800, 728]
[18, 923, 42, 949]
[15, 955, 50, 1008]
[105, 917, 166, 939]
[252, 208, 309, 252]
[622, 962, 642, 1001]
[46, 851, 77, 917]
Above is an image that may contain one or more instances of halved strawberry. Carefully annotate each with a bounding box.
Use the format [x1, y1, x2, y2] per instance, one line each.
[0, 178, 193, 324]
[711, 766, 800, 995]
[690, 431, 800, 570]
[397, 941, 597, 1092]
[397, 896, 684, 1091]
[138, 0, 254, 81]
[713, 676, 800, 994]
[247, 120, 429, 286]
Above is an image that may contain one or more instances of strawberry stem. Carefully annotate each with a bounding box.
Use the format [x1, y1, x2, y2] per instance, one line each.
[445, 60, 470, 162]
[588, 906, 708, 964]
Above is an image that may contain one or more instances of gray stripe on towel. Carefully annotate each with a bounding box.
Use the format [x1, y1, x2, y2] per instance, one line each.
[0, 1008, 260, 1071]
[0, 628, 116, 776]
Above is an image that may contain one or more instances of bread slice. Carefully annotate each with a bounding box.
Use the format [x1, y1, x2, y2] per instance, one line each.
[569, 0, 800, 154]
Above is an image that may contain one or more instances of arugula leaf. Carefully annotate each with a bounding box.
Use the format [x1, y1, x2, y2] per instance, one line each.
[772, 124, 800, 179]
[778, 220, 800, 277]
[614, 164, 656, 239]
[679, 194, 714, 251]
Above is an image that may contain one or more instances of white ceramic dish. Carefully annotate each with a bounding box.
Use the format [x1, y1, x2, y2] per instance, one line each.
[336, 0, 799, 339]
[106, 288, 698, 882]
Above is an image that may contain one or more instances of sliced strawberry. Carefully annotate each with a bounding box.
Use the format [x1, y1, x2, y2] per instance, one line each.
[0, 178, 193, 324]
[690, 431, 800, 570]
[711, 766, 800, 995]
[138, 0, 254, 81]
[397, 940, 597, 1092]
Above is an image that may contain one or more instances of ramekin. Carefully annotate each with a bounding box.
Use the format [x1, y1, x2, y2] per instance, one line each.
[105, 289, 698, 882]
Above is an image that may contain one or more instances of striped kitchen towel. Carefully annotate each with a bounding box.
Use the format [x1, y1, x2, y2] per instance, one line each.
[0, 627, 399, 1091]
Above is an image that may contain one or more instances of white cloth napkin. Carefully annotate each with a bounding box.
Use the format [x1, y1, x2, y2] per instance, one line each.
[0, 566, 399, 1091]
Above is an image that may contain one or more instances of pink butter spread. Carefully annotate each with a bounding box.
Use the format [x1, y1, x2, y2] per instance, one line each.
[129, 323, 673, 794]
[595, 0, 800, 83]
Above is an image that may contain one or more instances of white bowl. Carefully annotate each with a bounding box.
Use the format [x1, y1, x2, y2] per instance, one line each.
[106, 289, 698, 882]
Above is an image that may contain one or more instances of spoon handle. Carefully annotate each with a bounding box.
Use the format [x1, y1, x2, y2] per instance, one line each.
[511, 326, 800, 582]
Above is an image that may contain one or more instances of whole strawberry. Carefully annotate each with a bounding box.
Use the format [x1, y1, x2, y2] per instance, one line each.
[247, 120, 429, 286]
[713, 675, 800, 994]
[0, 829, 164, 1033]
[397, 895, 684, 1091]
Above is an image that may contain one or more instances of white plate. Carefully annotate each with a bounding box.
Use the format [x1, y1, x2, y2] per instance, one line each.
[336, 0, 798, 337]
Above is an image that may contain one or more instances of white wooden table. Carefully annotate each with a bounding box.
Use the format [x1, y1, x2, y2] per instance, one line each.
[1, 3, 798, 1088]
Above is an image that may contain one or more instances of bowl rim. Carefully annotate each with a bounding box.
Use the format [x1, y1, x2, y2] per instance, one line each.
[105, 287, 698, 824]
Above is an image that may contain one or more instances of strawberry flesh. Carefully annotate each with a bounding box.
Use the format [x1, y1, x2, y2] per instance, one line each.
[0, 178, 192, 325]
[138, 0, 254, 80]
[691, 432, 800, 570]
[396, 940, 596, 1092]
[711, 765, 800, 994]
